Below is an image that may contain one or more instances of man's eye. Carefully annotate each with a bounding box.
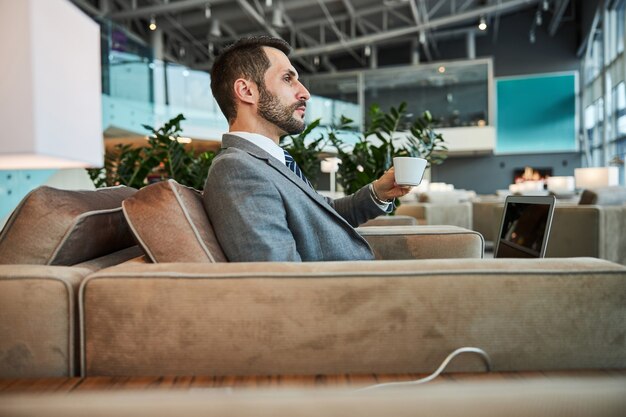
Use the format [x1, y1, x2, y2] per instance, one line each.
[284, 76, 292, 82]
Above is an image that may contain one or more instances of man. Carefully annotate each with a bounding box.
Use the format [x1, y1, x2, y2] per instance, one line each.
[204, 36, 411, 262]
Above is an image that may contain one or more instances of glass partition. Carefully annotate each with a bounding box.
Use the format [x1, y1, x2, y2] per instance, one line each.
[363, 61, 490, 128]
[302, 59, 492, 130]
[301, 73, 362, 128]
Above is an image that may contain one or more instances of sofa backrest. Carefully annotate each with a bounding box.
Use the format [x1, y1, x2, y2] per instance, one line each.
[122, 180, 227, 263]
[0, 186, 137, 265]
[579, 186, 626, 206]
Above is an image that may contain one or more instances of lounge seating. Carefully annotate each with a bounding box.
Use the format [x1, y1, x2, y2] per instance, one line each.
[1, 181, 625, 381]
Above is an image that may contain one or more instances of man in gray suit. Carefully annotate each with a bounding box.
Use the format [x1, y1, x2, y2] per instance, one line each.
[204, 36, 411, 262]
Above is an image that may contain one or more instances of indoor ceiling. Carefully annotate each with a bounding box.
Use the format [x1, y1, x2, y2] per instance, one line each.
[71, 0, 572, 74]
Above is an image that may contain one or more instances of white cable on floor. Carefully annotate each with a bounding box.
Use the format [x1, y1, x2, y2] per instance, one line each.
[357, 347, 493, 391]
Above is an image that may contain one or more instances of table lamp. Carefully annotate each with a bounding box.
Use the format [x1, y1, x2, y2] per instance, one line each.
[574, 167, 619, 189]
[546, 176, 575, 195]
[0, 0, 103, 169]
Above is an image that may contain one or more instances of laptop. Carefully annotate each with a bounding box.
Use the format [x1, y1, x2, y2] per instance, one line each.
[494, 195, 556, 258]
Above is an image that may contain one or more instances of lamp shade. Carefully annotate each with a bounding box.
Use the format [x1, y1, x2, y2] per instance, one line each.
[547, 176, 575, 194]
[0, 0, 103, 169]
[320, 157, 340, 173]
[574, 167, 619, 189]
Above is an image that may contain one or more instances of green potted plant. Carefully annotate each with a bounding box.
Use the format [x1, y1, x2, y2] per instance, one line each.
[329, 102, 447, 196]
[88, 114, 215, 190]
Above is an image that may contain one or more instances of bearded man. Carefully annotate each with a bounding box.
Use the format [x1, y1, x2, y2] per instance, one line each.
[204, 36, 411, 262]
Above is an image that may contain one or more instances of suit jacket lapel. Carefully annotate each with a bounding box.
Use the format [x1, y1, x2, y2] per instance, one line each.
[220, 134, 351, 223]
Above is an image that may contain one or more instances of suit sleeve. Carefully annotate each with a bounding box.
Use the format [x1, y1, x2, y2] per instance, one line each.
[328, 185, 387, 227]
[204, 154, 302, 262]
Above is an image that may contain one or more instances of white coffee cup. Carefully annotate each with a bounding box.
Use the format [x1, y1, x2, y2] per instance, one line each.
[393, 157, 427, 186]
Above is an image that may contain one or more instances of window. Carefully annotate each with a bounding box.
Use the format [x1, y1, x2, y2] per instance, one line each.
[616, 82, 626, 137]
[617, 1, 625, 56]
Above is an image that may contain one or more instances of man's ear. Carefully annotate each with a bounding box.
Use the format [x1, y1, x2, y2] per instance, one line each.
[233, 78, 256, 105]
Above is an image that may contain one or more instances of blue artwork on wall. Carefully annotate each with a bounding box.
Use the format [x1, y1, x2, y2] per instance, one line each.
[496, 73, 577, 154]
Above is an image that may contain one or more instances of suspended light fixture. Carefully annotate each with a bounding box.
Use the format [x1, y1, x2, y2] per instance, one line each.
[272, 8, 284, 28]
[529, 29, 536, 43]
[313, 56, 320, 66]
[364, 45, 371, 57]
[418, 30, 426, 44]
[265, 0, 272, 6]
[149, 14, 157, 31]
[204, 3, 211, 19]
[535, 10, 542, 26]
[542, 0, 549, 11]
[210, 19, 221, 37]
[478, 16, 487, 31]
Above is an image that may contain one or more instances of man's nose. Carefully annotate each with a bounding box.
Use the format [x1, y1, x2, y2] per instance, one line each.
[297, 82, 311, 101]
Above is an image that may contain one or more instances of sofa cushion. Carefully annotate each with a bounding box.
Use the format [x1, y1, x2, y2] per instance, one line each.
[0, 186, 136, 265]
[579, 186, 626, 206]
[122, 180, 227, 263]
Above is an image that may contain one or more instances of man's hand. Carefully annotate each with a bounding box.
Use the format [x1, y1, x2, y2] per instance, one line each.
[372, 167, 413, 202]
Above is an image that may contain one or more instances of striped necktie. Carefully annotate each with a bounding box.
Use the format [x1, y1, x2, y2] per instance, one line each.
[283, 150, 314, 189]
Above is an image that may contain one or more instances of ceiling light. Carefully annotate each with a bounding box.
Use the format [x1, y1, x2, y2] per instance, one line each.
[182, 69, 190, 77]
[204, 4, 211, 19]
[272, 9, 284, 28]
[419, 30, 426, 44]
[542, 0, 549, 11]
[438, 66, 445, 73]
[313, 56, 320, 66]
[529, 30, 536, 43]
[265, 0, 272, 6]
[478, 16, 487, 31]
[535, 10, 542, 26]
[179, 45, 186, 57]
[364, 45, 371, 57]
[149, 14, 157, 31]
[210, 19, 221, 37]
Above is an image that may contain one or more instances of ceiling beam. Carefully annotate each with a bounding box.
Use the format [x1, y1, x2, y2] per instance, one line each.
[236, 0, 281, 38]
[549, 0, 570, 36]
[109, 0, 232, 19]
[291, 0, 539, 58]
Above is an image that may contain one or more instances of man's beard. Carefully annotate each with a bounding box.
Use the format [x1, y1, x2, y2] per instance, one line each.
[257, 85, 306, 135]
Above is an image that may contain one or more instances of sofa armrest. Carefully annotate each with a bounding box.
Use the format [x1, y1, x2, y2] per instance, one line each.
[360, 215, 417, 227]
[0, 265, 91, 378]
[396, 202, 473, 229]
[357, 225, 484, 260]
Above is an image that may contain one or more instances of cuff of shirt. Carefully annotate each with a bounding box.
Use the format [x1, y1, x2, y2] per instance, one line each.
[369, 183, 392, 211]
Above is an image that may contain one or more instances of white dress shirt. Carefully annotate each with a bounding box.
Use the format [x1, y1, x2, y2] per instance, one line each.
[229, 131, 286, 164]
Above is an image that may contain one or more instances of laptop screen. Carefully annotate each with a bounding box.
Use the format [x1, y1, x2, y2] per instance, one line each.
[494, 195, 556, 258]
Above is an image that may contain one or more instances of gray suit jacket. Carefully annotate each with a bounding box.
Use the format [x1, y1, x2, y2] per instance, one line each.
[203, 134, 385, 262]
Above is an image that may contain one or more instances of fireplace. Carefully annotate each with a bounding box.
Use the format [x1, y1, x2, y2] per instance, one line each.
[513, 167, 553, 184]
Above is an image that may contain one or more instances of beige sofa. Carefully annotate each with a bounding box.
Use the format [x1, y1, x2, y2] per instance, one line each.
[395, 190, 474, 229]
[1, 181, 626, 382]
[0, 183, 483, 378]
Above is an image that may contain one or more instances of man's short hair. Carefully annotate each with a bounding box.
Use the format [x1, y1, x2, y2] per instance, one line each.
[211, 36, 291, 123]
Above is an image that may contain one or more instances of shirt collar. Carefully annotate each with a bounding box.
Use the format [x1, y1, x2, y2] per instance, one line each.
[229, 131, 286, 165]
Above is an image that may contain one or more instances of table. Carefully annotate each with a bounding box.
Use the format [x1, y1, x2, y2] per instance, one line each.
[2, 369, 625, 394]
